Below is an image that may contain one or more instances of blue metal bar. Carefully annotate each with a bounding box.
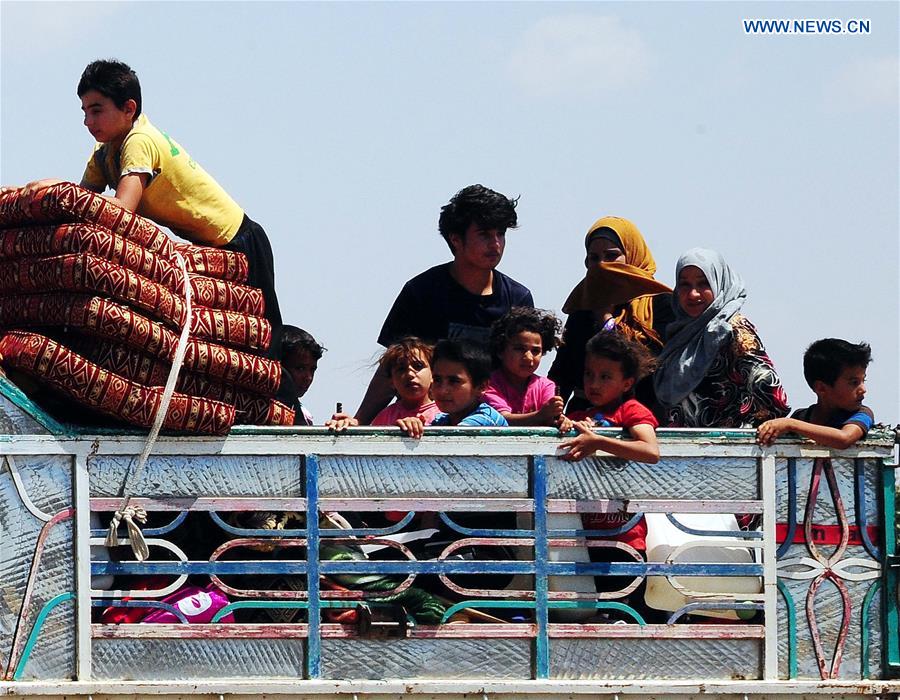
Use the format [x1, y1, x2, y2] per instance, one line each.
[855, 458, 881, 560]
[439, 510, 644, 539]
[92, 561, 312, 576]
[664, 513, 763, 540]
[305, 454, 321, 680]
[320, 510, 417, 537]
[92, 560, 763, 577]
[91, 510, 188, 538]
[776, 458, 798, 558]
[439, 512, 529, 538]
[207, 510, 416, 539]
[89, 599, 189, 624]
[533, 455, 549, 679]
[208, 511, 308, 538]
[548, 512, 645, 538]
[667, 602, 763, 624]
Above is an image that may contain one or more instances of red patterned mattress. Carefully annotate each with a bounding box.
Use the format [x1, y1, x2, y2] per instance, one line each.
[0, 183, 249, 281]
[0, 224, 263, 315]
[57, 335, 294, 427]
[0, 331, 235, 434]
[0, 295, 281, 394]
[0, 183, 287, 431]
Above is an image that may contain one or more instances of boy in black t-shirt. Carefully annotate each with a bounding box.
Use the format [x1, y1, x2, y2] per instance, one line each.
[341, 185, 534, 426]
[757, 338, 874, 449]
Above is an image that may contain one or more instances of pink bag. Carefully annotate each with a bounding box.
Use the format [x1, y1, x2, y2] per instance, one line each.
[141, 584, 234, 624]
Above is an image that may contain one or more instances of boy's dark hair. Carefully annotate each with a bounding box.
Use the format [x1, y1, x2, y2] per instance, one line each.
[378, 336, 434, 374]
[803, 338, 872, 388]
[585, 331, 656, 383]
[437, 184, 519, 253]
[490, 307, 561, 363]
[78, 60, 142, 118]
[432, 339, 492, 386]
[280, 325, 325, 361]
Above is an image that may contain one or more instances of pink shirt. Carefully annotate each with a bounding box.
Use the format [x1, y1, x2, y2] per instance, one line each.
[371, 400, 440, 426]
[483, 370, 556, 415]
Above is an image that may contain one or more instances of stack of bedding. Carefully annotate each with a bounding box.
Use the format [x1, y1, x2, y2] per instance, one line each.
[0, 182, 294, 434]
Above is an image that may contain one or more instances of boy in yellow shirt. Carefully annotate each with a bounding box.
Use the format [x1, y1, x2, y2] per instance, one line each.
[16, 59, 281, 325]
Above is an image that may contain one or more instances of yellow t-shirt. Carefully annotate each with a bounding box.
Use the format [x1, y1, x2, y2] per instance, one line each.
[80, 114, 244, 246]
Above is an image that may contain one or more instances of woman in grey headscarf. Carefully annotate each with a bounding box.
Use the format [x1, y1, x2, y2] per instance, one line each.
[653, 248, 789, 428]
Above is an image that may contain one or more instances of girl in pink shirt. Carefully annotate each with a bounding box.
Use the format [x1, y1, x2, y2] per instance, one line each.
[371, 337, 439, 437]
[484, 307, 571, 429]
[325, 337, 438, 436]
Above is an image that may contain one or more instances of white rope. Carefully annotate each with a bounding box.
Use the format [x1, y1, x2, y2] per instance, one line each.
[106, 252, 193, 561]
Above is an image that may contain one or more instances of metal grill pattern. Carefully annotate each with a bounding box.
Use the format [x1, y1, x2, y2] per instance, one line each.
[93, 638, 306, 680]
[550, 638, 762, 679]
[549, 456, 759, 500]
[321, 639, 531, 679]
[0, 455, 73, 680]
[88, 455, 304, 497]
[0, 428, 894, 686]
[318, 455, 528, 497]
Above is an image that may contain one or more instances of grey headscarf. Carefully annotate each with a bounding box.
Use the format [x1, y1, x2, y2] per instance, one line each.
[653, 248, 747, 406]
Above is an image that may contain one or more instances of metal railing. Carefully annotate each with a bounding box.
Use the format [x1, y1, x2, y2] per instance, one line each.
[0, 427, 896, 688]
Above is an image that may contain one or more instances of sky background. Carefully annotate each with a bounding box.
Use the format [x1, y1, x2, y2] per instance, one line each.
[1, 1, 897, 426]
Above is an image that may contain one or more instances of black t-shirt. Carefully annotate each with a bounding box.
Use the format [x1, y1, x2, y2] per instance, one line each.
[378, 263, 534, 348]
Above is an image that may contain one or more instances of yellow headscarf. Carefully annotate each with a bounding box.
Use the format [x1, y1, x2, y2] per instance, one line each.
[561, 216, 670, 351]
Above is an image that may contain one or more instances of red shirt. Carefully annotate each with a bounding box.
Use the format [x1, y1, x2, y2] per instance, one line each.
[568, 398, 658, 428]
[568, 398, 657, 550]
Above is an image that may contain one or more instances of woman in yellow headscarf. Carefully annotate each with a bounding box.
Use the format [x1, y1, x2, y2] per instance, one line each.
[548, 216, 673, 413]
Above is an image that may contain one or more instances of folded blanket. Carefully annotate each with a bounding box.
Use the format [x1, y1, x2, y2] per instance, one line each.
[0, 330, 235, 434]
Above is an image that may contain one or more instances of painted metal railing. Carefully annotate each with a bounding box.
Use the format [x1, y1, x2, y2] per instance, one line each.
[0, 426, 896, 687]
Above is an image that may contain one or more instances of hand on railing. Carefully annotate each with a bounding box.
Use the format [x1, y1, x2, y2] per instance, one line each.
[396, 415, 425, 439]
[326, 412, 359, 432]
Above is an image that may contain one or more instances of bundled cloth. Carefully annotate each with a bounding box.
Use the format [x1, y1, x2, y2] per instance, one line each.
[0, 183, 293, 433]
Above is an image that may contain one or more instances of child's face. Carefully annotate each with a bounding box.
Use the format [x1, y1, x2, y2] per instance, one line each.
[432, 358, 486, 423]
[816, 365, 867, 413]
[499, 330, 543, 383]
[676, 265, 715, 318]
[583, 355, 635, 410]
[284, 350, 318, 398]
[80, 90, 136, 144]
[390, 350, 433, 407]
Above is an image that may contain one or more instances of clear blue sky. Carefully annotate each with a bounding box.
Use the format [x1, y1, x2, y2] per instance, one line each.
[2, 1, 897, 425]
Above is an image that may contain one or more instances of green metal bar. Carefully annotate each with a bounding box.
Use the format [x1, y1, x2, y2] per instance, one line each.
[439, 600, 646, 625]
[13, 593, 75, 680]
[0, 376, 72, 436]
[861, 580, 882, 679]
[881, 455, 899, 676]
[211, 599, 405, 623]
[776, 580, 797, 679]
